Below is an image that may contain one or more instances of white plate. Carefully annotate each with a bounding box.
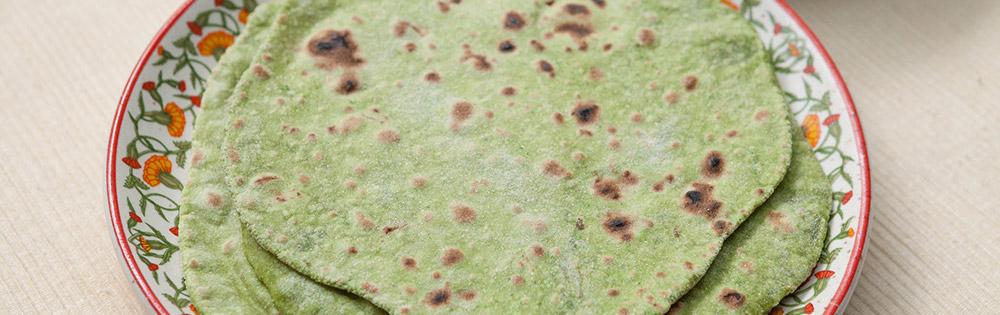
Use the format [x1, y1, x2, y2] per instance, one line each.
[106, 1, 870, 314]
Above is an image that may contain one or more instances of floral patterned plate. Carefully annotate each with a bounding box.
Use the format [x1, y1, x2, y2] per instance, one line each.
[106, 0, 870, 314]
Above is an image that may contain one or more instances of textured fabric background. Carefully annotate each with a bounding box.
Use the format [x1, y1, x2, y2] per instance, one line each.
[0, 0, 997, 313]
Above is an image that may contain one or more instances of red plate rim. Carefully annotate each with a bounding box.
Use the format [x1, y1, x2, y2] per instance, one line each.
[105, 1, 870, 314]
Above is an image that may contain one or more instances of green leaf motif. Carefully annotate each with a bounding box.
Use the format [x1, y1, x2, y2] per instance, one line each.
[195, 11, 211, 26]
[786, 308, 805, 315]
[828, 121, 842, 138]
[838, 168, 853, 186]
[127, 143, 139, 159]
[171, 36, 190, 52]
[163, 293, 190, 309]
[173, 141, 192, 150]
[173, 56, 189, 75]
[176, 151, 187, 169]
[147, 239, 166, 250]
[158, 172, 185, 191]
[153, 56, 168, 66]
[150, 90, 163, 105]
[124, 174, 150, 190]
[222, 0, 239, 10]
[832, 191, 845, 203]
[819, 247, 842, 264]
[814, 278, 829, 294]
[814, 146, 835, 155]
[143, 111, 172, 126]
[162, 247, 178, 264]
[839, 217, 855, 234]
[809, 99, 830, 112]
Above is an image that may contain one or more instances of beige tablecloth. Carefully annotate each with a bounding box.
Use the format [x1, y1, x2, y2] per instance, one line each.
[1, 0, 997, 313]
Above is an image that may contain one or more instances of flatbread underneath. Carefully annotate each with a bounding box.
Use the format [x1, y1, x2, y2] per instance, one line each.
[673, 129, 831, 314]
[242, 227, 384, 314]
[178, 3, 282, 313]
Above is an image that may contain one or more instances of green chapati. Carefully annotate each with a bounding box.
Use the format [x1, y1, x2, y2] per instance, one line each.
[673, 127, 831, 314]
[242, 227, 385, 314]
[178, 3, 282, 313]
[222, 0, 792, 313]
[180, 2, 379, 314]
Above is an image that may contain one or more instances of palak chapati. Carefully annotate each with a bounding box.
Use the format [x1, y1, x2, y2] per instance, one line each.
[178, 3, 283, 313]
[673, 127, 831, 314]
[179, 2, 379, 314]
[208, 0, 792, 313]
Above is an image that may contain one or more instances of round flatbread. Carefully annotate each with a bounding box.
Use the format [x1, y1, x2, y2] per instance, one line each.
[672, 127, 831, 314]
[226, 0, 792, 313]
[178, 3, 283, 313]
[180, 3, 380, 314]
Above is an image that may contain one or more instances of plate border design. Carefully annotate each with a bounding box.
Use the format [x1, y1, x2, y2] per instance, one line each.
[773, 1, 870, 313]
[107, 2, 196, 314]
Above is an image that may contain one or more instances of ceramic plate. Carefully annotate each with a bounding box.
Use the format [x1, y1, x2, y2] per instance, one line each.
[106, 1, 870, 314]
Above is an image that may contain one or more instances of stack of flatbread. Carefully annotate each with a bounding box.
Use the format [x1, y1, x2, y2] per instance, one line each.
[179, 1, 831, 314]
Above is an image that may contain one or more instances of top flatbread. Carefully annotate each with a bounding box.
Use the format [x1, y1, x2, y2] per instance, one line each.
[224, 0, 791, 313]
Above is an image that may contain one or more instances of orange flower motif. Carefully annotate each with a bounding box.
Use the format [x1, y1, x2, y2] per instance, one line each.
[815, 270, 835, 279]
[789, 44, 801, 57]
[720, 0, 738, 11]
[239, 9, 249, 24]
[142, 155, 183, 190]
[138, 235, 152, 252]
[143, 155, 172, 186]
[804, 303, 815, 314]
[164, 102, 186, 137]
[197, 31, 235, 57]
[189, 304, 201, 315]
[148, 263, 159, 271]
[847, 227, 855, 237]
[801, 114, 820, 148]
